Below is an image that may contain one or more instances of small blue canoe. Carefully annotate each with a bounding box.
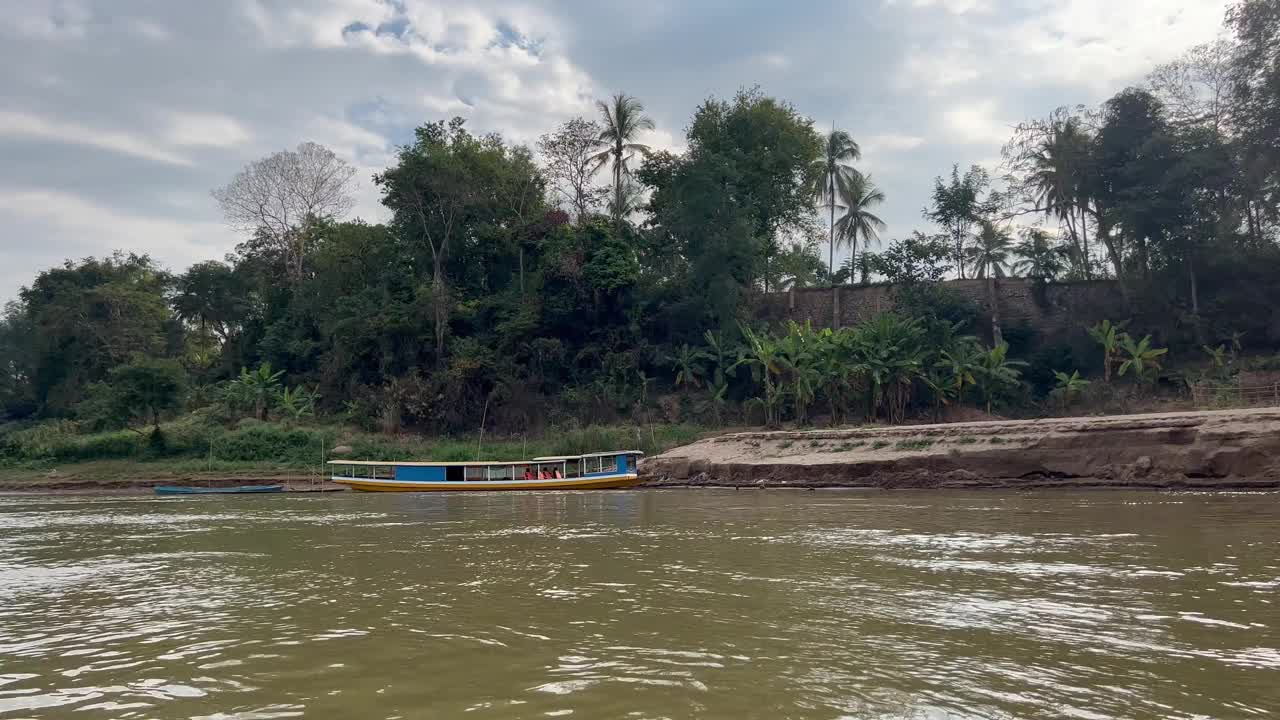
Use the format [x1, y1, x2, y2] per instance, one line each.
[154, 484, 285, 495]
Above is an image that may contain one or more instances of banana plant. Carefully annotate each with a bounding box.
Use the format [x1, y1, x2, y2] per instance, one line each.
[1118, 334, 1168, 384]
[733, 324, 787, 427]
[974, 342, 1028, 414]
[1087, 319, 1129, 382]
[1050, 370, 1090, 410]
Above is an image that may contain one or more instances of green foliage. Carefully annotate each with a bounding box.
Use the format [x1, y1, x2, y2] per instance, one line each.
[973, 343, 1029, 414]
[279, 386, 318, 421]
[1088, 320, 1130, 382]
[1117, 335, 1169, 383]
[1050, 370, 1091, 409]
[225, 363, 285, 420]
[105, 358, 189, 430]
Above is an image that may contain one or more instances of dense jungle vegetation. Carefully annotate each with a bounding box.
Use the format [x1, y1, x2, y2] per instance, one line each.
[1, 0, 1279, 466]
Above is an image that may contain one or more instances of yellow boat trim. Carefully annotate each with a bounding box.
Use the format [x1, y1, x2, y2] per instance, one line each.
[333, 475, 644, 492]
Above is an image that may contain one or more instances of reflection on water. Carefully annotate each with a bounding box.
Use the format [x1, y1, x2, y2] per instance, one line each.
[0, 491, 1277, 719]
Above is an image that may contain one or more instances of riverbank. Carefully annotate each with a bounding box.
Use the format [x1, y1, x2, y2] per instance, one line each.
[0, 460, 341, 494]
[0, 422, 707, 494]
[641, 407, 1280, 490]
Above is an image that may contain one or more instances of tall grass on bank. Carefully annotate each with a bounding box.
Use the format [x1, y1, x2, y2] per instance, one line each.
[0, 415, 705, 470]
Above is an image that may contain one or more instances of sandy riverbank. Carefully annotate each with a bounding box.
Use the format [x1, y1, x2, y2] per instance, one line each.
[640, 407, 1280, 490]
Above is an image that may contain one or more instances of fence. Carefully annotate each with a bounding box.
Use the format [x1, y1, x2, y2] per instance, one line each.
[1190, 381, 1280, 408]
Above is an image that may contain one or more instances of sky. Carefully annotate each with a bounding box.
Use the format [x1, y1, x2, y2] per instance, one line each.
[0, 0, 1233, 302]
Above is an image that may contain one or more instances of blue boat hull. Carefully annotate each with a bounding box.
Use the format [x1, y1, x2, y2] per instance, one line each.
[154, 485, 284, 495]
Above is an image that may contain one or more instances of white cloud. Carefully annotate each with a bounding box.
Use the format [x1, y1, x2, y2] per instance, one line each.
[886, 0, 993, 14]
[0, 189, 231, 295]
[163, 112, 252, 149]
[940, 100, 1010, 146]
[5, 0, 92, 40]
[862, 133, 927, 155]
[0, 110, 192, 166]
[1004, 0, 1229, 91]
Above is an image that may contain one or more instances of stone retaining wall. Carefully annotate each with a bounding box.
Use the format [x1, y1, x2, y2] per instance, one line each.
[756, 279, 1121, 335]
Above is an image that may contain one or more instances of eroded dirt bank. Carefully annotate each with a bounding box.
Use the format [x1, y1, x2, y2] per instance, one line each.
[640, 407, 1280, 490]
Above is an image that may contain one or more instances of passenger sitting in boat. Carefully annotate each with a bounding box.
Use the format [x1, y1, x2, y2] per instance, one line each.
[554, 468, 563, 479]
[523, 468, 533, 480]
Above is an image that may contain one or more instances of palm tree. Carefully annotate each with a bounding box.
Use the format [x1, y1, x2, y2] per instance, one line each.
[1028, 118, 1091, 277]
[834, 175, 887, 272]
[813, 129, 862, 281]
[969, 221, 1014, 345]
[1013, 228, 1067, 279]
[593, 93, 654, 224]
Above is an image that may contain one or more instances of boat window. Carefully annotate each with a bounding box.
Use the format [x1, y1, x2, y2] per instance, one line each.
[627, 455, 637, 473]
[601, 456, 618, 473]
[374, 465, 395, 479]
[514, 464, 531, 480]
[565, 461, 581, 478]
[464, 466, 486, 481]
[489, 465, 513, 481]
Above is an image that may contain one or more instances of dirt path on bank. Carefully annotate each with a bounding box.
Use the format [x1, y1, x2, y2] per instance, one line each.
[641, 407, 1280, 490]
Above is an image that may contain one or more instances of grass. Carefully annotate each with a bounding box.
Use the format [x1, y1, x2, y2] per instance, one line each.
[955, 436, 978, 445]
[894, 439, 935, 451]
[778, 440, 795, 449]
[989, 436, 1007, 445]
[871, 440, 890, 450]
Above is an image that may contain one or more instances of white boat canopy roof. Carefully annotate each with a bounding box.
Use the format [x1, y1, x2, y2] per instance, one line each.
[328, 450, 644, 467]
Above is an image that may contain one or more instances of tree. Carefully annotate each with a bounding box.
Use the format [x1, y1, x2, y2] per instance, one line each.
[173, 261, 244, 346]
[1012, 228, 1067, 279]
[771, 240, 828, 290]
[814, 129, 863, 280]
[833, 176, 887, 277]
[14, 253, 174, 415]
[594, 94, 655, 224]
[1227, 0, 1280, 244]
[875, 232, 953, 284]
[537, 117, 608, 219]
[106, 358, 188, 432]
[1148, 39, 1235, 135]
[925, 165, 994, 278]
[376, 117, 544, 360]
[212, 142, 356, 281]
[969, 221, 1014, 345]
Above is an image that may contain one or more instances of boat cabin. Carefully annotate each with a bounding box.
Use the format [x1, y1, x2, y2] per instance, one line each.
[328, 450, 643, 484]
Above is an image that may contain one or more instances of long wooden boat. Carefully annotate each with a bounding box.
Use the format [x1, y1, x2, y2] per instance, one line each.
[328, 451, 644, 492]
[154, 484, 285, 495]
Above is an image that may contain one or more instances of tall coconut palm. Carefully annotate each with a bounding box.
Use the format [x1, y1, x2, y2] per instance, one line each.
[834, 175, 887, 270]
[813, 129, 862, 281]
[1028, 119, 1091, 277]
[969, 221, 1015, 346]
[593, 93, 655, 224]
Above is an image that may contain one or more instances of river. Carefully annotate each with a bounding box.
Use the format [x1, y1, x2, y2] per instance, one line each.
[0, 490, 1277, 719]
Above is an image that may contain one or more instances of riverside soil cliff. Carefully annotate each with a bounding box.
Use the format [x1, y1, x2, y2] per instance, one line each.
[641, 408, 1280, 490]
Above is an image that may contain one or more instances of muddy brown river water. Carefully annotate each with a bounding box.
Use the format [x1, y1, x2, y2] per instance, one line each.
[0, 490, 1277, 719]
